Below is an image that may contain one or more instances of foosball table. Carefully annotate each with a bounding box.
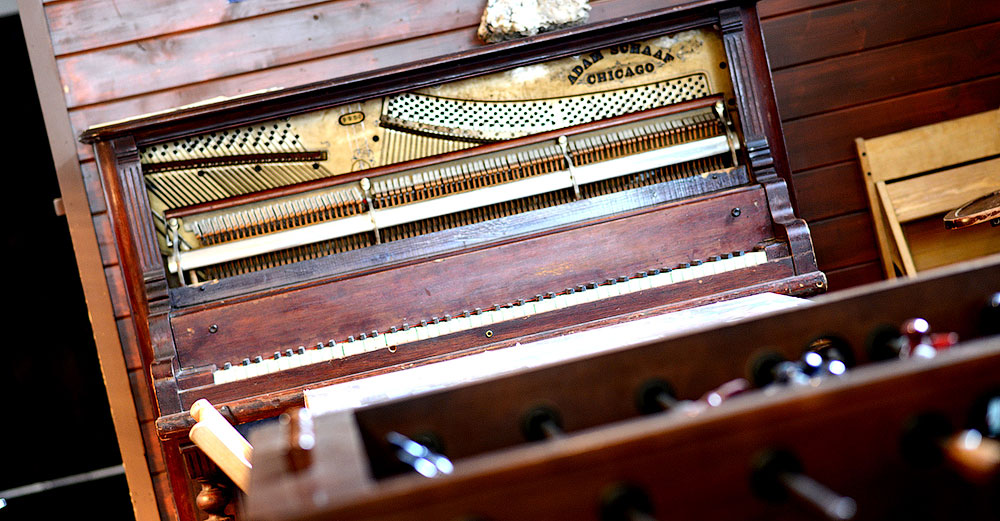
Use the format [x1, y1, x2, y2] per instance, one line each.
[241, 255, 1000, 521]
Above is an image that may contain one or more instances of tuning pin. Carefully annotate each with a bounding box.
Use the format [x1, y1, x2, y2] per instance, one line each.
[600, 483, 657, 521]
[521, 406, 564, 441]
[902, 411, 1000, 486]
[751, 449, 857, 520]
[279, 407, 314, 472]
[386, 431, 453, 478]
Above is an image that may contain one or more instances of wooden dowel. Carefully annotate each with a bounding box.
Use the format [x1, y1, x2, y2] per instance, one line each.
[190, 399, 253, 492]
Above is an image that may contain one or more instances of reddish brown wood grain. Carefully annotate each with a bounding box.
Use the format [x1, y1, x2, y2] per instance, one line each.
[808, 211, 878, 271]
[57, 2, 484, 108]
[757, 0, 839, 19]
[80, 160, 107, 213]
[170, 187, 774, 370]
[792, 161, 868, 221]
[782, 74, 1000, 172]
[117, 317, 143, 371]
[824, 259, 883, 290]
[55, 0, 677, 109]
[139, 420, 166, 474]
[130, 369, 159, 423]
[773, 22, 1000, 120]
[762, 0, 1000, 69]
[44, 0, 333, 56]
[104, 265, 131, 319]
[91, 212, 119, 266]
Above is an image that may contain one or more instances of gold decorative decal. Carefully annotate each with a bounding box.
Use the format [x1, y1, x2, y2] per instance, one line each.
[339, 112, 365, 126]
[567, 43, 675, 85]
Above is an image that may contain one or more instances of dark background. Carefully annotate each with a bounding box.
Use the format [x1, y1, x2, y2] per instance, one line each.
[0, 13, 135, 520]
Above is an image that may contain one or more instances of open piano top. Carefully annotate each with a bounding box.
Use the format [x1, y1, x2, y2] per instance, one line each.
[81, 2, 823, 448]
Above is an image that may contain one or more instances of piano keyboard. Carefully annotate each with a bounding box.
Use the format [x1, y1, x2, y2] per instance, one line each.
[211, 249, 768, 384]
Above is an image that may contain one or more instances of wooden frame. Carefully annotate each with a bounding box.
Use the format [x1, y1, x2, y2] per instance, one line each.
[856, 108, 1000, 278]
[79, 2, 822, 519]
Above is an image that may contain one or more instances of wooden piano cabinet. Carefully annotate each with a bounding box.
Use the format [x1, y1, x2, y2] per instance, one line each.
[81, 1, 822, 519]
[247, 256, 1000, 521]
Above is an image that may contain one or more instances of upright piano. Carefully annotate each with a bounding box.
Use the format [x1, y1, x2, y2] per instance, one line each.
[80, 1, 823, 518]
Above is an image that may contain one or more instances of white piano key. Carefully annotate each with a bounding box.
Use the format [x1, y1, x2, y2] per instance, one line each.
[343, 341, 365, 356]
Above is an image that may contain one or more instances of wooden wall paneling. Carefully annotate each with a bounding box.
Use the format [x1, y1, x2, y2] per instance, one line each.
[808, 211, 879, 271]
[17, 1, 159, 519]
[117, 317, 144, 371]
[80, 160, 107, 213]
[781, 74, 1000, 173]
[56, 1, 486, 107]
[791, 161, 868, 221]
[761, 0, 1000, 69]
[44, 0, 333, 56]
[823, 259, 883, 290]
[92, 212, 119, 266]
[129, 368, 158, 423]
[62, 0, 672, 162]
[151, 472, 179, 521]
[139, 420, 168, 475]
[757, 0, 840, 19]
[104, 264, 131, 318]
[773, 21, 1000, 120]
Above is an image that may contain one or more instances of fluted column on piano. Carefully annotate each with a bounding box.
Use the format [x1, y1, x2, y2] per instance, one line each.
[100, 136, 182, 415]
[719, 8, 820, 277]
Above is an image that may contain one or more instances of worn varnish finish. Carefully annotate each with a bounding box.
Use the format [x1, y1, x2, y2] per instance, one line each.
[78, 2, 824, 519]
[25, 0, 1000, 520]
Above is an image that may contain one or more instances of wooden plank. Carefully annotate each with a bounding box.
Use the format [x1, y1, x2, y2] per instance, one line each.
[118, 317, 144, 371]
[105, 264, 131, 318]
[782, 74, 1000, 172]
[139, 420, 168, 474]
[855, 138, 895, 278]
[57, 2, 484, 108]
[791, 161, 868, 221]
[45, 0, 665, 57]
[876, 180, 917, 275]
[808, 211, 878, 271]
[762, 0, 1000, 69]
[130, 369, 158, 423]
[54, 0, 669, 109]
[151, 471, 179, 521]
[865, 109, 1000, 182]
[773, 22, 1000, 120]
[823, 260, 883, 291]
[92, 212, 119, 266]
[887, 158, 1000, 222]
[44, 0, 333, 56]
[757, 0, 840, 19]
[905, 216, 1000, 272]
[80, 159, 106, 213]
